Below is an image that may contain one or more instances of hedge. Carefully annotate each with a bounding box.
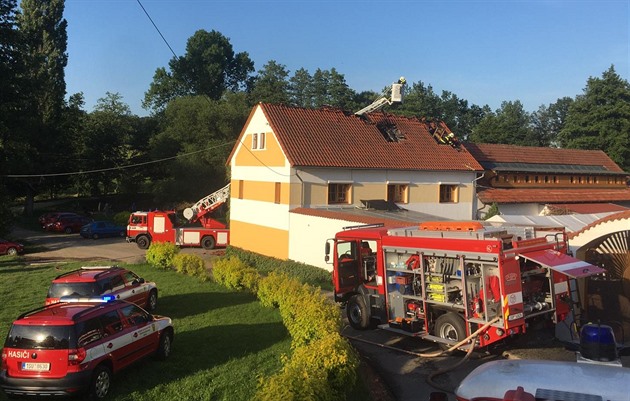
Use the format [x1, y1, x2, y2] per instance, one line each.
[211, 255, 358, 400]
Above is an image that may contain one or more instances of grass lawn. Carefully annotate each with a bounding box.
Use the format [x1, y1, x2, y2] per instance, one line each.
[0, 258, 291, 401]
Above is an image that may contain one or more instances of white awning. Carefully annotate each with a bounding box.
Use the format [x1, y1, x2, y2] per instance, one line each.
[519, 249, 605, 278]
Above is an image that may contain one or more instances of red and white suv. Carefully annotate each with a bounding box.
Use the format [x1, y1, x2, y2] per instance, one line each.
[0, 298, 173, 399]
[46, 266, 158, 311]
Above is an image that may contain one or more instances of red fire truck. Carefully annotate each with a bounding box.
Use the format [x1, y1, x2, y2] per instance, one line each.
[126, 184, 230, 250]
[326, 221, 605, 349]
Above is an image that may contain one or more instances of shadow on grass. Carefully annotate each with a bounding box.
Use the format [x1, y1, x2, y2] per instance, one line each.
[110, 321, 289, 399]
[0, 264, 56, 275]
[156, 291, 257, 320]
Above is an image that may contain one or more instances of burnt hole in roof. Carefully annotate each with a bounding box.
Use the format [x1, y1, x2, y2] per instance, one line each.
[376, 121, 405, 142]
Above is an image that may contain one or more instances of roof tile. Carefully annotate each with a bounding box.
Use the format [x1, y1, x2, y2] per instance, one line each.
[478, 188, 630, 204]
[261, 103, 483, 171]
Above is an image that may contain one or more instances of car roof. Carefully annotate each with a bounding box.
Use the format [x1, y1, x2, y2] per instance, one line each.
[52, 266, 125, 283]
[13, 301, 120, 326]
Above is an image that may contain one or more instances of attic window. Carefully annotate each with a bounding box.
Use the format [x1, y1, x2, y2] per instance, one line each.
[376, 121, 405, 142]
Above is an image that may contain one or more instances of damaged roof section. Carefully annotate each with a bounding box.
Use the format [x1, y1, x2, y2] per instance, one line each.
[259, 103, 483, 172]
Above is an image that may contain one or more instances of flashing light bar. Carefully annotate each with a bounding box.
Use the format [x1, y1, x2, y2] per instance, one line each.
[59, 295, 116, 303]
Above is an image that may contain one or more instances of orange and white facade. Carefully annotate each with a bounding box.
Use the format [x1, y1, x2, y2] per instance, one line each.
[227, 104, 484, 269]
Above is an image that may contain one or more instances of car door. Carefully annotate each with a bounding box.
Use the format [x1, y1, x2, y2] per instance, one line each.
[121, 271, 147, 306]
[116, 304, 160, 366]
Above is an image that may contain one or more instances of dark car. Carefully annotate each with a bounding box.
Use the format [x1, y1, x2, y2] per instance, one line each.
[0, 239, 24, 256]
[0, 298, 173, 399]
[47, 215, 93, 234]
[80, 221, 126, 239]
[39, 212, 78, 228]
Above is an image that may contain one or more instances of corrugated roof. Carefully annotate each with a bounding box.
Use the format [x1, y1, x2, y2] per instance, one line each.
[464, 143, 624, 173]
[478, 188, 630, 204]
[260, 104, 484, 171]
[487, 213, 617, 233]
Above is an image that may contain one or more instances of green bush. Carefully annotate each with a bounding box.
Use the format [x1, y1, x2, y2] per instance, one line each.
[173, 253, 208, 281]
[112, 211, 130, 226]
[145, 242, 180, 269]
[255, 333, 359, 401]
[225, 247, 332, 290]
[212, 256, 260, 293]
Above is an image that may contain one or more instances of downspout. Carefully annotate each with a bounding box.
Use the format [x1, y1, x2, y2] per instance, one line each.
[472, 171, 486, 220]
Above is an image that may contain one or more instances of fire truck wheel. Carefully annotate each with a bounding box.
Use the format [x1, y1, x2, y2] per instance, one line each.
[136, 236, 151, 249]
[201, 236, 216, 250]
[347, 294, 371, 330]
[435, 312, 466, 348]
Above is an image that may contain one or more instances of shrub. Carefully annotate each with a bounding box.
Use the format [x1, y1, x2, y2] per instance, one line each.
[145, 242, 179, 269]
[173, 253, 208, 281]
[112, 211, 130, 226]
[212, 256, 260, 293]
[225, 247, 332, 290]
[255, 333, 359, 401]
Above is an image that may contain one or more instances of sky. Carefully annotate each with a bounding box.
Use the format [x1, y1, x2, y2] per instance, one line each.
[62, 0, 630, 117]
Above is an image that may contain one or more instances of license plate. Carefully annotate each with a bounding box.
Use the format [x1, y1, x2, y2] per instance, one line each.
[22, 362, 50, 371]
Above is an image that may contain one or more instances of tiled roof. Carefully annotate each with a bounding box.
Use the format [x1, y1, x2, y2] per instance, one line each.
[260, 104, 483, 171]
[464, 143, 624, 173]
[478, 188, 630, 204]
[545, 203, 629, 214]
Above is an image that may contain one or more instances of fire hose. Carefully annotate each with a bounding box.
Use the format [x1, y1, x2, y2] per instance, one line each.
[341, 316, 501, 393]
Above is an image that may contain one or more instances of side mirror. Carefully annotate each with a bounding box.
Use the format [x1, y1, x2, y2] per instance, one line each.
[324, 242, 331, 263]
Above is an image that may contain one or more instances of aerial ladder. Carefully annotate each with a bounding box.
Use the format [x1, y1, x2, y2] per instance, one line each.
[183, 183, 230, 229]
[354, 77, 406, 116]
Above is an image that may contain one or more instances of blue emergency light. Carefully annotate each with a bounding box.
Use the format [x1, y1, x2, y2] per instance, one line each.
[579, 323, 618, 362]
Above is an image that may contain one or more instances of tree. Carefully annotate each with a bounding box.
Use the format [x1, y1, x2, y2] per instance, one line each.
[289, 68, 313, 107]
[0, 0, 20, 233]
[143, 30, 254, 112]
[559, 66, 630, 170]
[469, 100, 536, 145]
[531, 97, 573, 147]
[147, 93, 250, 205]
[249, 60, 290, 105]
[15, 0, 68, 214]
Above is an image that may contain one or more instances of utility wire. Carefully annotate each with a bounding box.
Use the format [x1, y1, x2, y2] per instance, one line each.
[136, 0, 177, 58]
[3, 142, 235, 178]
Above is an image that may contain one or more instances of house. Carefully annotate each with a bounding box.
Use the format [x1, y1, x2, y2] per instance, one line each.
[227, 103, 484, 269]
[464, 143, 630, 216]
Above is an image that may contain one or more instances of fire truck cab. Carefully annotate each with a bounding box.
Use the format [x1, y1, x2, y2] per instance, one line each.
[326, 221, 605, 349]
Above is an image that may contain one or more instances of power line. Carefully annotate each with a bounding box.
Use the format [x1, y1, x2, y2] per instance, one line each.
[136, 0, 177, 59]
[3, 142, 235, 178]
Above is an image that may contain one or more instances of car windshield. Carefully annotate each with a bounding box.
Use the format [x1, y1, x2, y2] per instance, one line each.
[47, 282, 100, 298]
[5, 324, 72, 350]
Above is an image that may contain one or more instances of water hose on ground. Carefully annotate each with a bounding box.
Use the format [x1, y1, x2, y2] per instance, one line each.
[342, 316, 501, 393]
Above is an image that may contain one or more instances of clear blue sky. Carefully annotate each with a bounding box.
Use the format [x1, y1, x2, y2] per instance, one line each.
[63, 0, 629, 117]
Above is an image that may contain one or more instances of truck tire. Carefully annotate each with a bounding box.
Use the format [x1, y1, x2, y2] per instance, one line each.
[435, 312, 466, 349]
[136, 235, 151, 250]
[201, 236, 216, 250]
[347, 294, 372, 330]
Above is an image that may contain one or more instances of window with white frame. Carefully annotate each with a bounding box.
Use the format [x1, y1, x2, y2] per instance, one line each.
[251, 132, 266, 150]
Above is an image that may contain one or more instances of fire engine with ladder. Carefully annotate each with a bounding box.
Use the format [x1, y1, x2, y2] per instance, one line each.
[126, 184, 230, 250]
[326, 221, 605, 349]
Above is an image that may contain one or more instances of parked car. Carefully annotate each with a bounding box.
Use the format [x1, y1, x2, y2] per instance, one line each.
[80, 221, 126, 239]
[0, 298, 173, 399]
[46, 265, 159, 311]
[38, 211, 78, 228]
[46, 215, 93, 233]
[0, 239, 24, 256]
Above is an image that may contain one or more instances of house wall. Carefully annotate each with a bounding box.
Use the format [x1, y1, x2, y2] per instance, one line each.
[288, 213, 359, 271]
[294, 168, 477, 220]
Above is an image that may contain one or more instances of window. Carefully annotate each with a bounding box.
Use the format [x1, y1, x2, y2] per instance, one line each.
[251, 132, 266, 150]
[328, 183, 351, 204]
[99, 310, 123, 335]
[387, 184, 408, 203]
[544, 176, 549, 183]
[120, 304, 150, 326]
[439, 184, 458, 203]
[238, 180, 244, 199]
[76, 318, 104, 347]
[274, 182, 281, 204]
